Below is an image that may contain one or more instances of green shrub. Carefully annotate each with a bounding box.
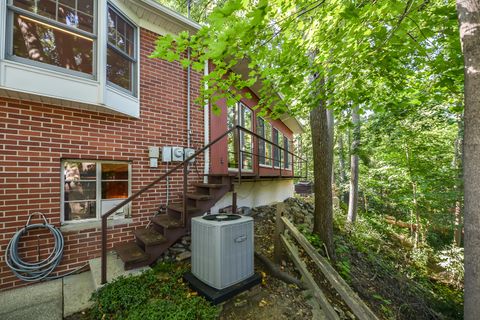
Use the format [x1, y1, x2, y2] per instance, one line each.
[90, 262, 219, 320]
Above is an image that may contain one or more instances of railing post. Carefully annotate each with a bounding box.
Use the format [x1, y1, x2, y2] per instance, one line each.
[274, 202, 285, 264]
[237, 127, 242, 184]
[305, 159, 308, 180]
[183, 163, 188, 227]
[232, 191, 237, 214]
[101, 217, 107, 284]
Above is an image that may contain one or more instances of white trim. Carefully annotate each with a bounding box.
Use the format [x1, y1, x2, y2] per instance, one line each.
[60, 217, 133, 232]
[259, 164, 273, 168]
[0, 2, 6, 62]
[97, 0, 107, 104]
[228, 168, 254, 173]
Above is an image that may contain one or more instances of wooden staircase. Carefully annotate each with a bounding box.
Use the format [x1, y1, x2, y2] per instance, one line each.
[113, 174, 232, 270]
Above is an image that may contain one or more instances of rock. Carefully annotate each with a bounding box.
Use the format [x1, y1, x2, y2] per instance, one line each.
[234, 299, 248, 307]
[176, 251, 192, 261]
[334, 306, 347, 319]
[170, 247, 186, 253]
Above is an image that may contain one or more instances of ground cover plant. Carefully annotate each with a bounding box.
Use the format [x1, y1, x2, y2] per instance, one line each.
[88, 262, 219, 320]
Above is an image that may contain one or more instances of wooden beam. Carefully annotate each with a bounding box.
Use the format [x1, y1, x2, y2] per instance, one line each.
[281, 234, 339, 320]
[281, 217, 379, 320]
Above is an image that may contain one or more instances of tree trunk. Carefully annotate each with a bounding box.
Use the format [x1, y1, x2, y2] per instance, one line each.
[405, 143, 420, 247]
[453, 114, 464, 246]
[338, 133, 346, 184]
[412, 181, 420, 247]
[310, 97, 335, 259]
[457, 1, 480, 318]
[347, 106, 360, 224]
[327, 108, 335, 187]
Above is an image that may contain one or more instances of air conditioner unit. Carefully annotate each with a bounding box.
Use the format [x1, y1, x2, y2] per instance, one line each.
[191, 214, 254, 290]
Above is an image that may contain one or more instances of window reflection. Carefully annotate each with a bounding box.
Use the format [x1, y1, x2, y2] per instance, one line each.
[13, 0, 94, 32]
[12, 13, 94, 74]
[107, 6, 135, 92]
[107, 47, 131, 91]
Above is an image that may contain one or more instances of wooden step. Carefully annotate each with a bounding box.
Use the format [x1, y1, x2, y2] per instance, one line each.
[135, 228, 167, 247]
[115, 242, 149, 265]
[167, 203, 198, 213]
[192, 183, 226, 189]
[151, 214, 182, 229]
[186, 193, 212, 201]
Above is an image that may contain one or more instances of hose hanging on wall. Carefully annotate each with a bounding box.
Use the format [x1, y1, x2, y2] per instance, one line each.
[5, 212, 85, 282]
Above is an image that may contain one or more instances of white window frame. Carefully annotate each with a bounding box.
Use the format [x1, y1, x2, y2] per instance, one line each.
[60, 159, 132, 224]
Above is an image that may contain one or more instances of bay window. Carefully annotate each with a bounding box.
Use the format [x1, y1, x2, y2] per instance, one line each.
[62, 160, 131, 223]
[5, 1, 138, 97]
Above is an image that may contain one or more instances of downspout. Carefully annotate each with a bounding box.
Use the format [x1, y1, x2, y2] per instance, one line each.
[204, 60, 210, 182]
[187, 0, 192, 148]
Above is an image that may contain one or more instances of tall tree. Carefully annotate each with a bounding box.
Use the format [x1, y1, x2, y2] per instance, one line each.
[456, 0, 480, 318]
[311, 77, 335, 257]
[347, 105, 360, 223]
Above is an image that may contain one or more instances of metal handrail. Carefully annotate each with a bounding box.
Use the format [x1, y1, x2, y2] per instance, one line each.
[100, 125, 307, 284]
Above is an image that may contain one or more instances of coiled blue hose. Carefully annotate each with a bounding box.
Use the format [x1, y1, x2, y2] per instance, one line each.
[4, 212, 91, 282]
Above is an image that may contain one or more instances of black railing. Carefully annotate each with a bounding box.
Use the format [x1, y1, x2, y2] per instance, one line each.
[100, 125, 307, 284]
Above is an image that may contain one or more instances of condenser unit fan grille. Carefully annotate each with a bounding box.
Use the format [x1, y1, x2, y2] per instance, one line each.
[202, 214, 241, 222]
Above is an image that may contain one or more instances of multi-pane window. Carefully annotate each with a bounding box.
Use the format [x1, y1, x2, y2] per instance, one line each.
[257, 117, 272, 166]
[227, 103, 253, 170]
[284, 136, 292, 169]
[10, 0, 95, 75]
[107, 5, 136, 93]
[273, 128, 280, 168]
[62, 160, 130, 222]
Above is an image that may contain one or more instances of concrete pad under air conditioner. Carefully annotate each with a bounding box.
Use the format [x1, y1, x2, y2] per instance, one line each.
[183, 272, 262, 305]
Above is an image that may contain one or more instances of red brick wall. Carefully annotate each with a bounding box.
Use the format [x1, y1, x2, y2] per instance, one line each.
[0, 28, 204, 291]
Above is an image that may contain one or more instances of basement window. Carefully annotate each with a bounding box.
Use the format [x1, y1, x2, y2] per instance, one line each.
[61, 160, 131, 223]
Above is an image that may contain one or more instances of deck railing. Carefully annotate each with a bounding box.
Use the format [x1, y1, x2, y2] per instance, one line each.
[100, 125, 307, 284]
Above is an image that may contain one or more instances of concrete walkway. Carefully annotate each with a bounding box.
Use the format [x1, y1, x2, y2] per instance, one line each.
[0, 254, 150, 319]
[0, 271, 94, 320]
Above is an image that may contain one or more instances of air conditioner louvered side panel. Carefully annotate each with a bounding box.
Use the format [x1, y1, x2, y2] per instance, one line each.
[191, 220, 221, 288]
[220, 221, 254, 288]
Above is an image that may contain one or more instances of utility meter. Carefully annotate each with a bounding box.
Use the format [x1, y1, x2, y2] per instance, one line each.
[172, 147, 184, 161]
[184, 148, 195, 162]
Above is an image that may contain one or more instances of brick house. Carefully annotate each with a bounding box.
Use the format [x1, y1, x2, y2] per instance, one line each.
[0, 0, 303, 291]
